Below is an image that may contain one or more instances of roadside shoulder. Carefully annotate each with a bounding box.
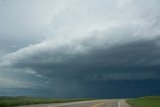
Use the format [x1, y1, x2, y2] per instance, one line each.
[119, 100, 131, 107]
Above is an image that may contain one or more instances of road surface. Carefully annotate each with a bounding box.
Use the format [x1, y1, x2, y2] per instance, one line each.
[18, 99, 131, 107]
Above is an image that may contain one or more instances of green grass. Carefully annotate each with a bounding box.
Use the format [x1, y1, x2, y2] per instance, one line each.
[0, 96, 96, 107]
[126, 96, 160, 107]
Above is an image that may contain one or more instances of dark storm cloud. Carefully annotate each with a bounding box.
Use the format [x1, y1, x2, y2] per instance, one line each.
[1, 36, 160, 97]
[2, 37, 160, 81]
[0, 0, 160, 97]
[36, 38, 160, 97]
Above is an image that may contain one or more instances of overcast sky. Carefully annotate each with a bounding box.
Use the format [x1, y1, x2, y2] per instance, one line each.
[0, 0, 160, 98]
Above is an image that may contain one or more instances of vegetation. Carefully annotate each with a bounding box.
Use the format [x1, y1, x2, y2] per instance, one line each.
[126, 96, 160, 107]
[0, 96, 96, 107]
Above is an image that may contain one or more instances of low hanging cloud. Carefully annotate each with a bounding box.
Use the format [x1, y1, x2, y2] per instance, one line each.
[0, 0, 160, 95]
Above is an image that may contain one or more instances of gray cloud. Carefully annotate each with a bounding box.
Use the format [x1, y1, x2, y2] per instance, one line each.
[1, 36, 160, 81]
[0, 0, 160, 97]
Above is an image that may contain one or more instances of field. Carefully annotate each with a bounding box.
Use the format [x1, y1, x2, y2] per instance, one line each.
[0, 96, 95, 107]
[126, 96, 160, 107]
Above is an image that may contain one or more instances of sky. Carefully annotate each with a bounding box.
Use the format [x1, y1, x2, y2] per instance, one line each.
[0, 0, 160, 98]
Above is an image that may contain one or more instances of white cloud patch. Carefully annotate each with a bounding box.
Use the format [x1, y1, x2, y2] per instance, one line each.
[0, 77, 35, 89]
[0, 69, 39, 88]
[116, 0, 132, 8]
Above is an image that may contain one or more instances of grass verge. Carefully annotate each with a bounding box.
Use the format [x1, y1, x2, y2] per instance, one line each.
[126, 96, 160, 107]
[0, 96, 96, 107]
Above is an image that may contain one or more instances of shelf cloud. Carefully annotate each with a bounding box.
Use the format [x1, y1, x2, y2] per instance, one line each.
[0, 0, 160, 98]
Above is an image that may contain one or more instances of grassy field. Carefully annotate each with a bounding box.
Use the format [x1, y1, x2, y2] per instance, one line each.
[126, 96, 160, 107]
[0, 96, 96, 107]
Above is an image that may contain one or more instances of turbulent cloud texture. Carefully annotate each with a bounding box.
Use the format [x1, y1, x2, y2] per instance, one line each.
[0, 0, 160, 97]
